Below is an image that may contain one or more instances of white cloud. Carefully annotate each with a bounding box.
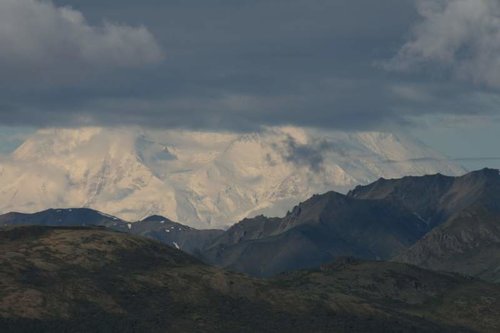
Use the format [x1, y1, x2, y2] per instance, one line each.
[0, 0, 164, 75]
[388, 0, 500, 88]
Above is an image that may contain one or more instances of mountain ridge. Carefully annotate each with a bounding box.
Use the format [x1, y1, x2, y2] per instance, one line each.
[0, 208, 223, 256]
[0, 126, 466, 228]
[2, 169, 499, 280]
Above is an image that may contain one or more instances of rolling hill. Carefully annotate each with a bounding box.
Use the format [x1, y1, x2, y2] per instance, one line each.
[2, 226, 500, 332]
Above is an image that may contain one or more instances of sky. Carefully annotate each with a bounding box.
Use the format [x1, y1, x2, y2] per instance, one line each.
[0, 0, 499, 170]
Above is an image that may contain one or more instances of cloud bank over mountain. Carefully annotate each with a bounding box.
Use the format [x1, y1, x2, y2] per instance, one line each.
[0, 0, 498, 132]
[389, 0, 500, 89]
[0, 0, 164, 82]
[0, 126, 465, 228]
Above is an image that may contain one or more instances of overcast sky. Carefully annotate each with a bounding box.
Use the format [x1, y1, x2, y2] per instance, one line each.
[0, 0, 499, 169]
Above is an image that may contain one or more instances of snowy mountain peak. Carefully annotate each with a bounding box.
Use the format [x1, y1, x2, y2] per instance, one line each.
[0, 126, 466, 228]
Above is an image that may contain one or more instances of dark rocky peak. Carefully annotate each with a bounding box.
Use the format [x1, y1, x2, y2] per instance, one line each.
[349, 169, 500, 203]
[141, 214, 168, 221]
[134, 215, 195, 233]
[347, 173, 455, 201]
[279, 191, 350, 230]
[286, 191, 349, 217]
[466, 167, 500, 178]
[139, 215, 176, 224]
[0, 208, 124, 227]
[454, 168, 500, 190]
[345, 170, 500, 227]
[440, 168, 500, 214]
[210, 215, 281, 247]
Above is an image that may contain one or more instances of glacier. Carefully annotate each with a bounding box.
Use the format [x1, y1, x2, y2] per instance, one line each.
[0, 126, 466, 228]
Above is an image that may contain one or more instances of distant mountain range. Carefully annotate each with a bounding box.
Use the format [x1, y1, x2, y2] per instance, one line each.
[0, 208, 223, 256]
[2, 225, 500, 332]
[0, 126, 465, 228]
[202, 168, 500, 278]
[201, 192, 428, 277]
[1, 169, 499, 282]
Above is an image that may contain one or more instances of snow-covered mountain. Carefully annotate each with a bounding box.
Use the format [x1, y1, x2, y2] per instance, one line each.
[0, 126, 466, 228]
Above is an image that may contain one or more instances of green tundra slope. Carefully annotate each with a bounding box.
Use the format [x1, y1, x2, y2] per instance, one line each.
[1, 226, 500, 333]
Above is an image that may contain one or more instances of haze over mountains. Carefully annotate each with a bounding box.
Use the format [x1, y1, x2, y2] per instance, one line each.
[2, 169, 500, 282]
[0, 127, 465, 228]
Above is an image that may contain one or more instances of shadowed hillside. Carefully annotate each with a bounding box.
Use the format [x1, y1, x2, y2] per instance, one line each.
[1, 226, 500, 332]
[353, 169, 500, 282]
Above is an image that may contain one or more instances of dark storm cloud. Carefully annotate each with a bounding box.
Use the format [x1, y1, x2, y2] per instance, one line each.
[278, 136, 328, 172]
[276, 135, 353, 172]
[388, 0, 500, 89]
[0, 0, 498, 130]
[0, 0, 164, 78]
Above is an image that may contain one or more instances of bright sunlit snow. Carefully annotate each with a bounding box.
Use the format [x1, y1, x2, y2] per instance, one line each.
[0, 126, 465, 228]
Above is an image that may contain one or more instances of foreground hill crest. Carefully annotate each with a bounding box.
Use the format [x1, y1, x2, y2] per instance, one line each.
[2, 225, 500, 332]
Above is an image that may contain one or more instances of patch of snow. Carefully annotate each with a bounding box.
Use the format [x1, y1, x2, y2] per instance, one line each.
[172, 242, 180, 250]
[127, 223, 132, 230]
[0, 126, 466, 229]
[413, 212, 428, 223]
[99, 211, 118, 220]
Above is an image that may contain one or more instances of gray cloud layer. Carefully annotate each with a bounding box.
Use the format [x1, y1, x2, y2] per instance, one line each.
[0, 0, 498, 130]
[389, 0, 500, 88]
[0, 0, 164, 82]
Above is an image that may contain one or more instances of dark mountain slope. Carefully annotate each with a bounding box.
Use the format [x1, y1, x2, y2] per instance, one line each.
[0, 208, 125, 229]
[348, 168, 500, 228]
[2, 226, 500, 332]
[346, 169, 500, 282]
[130, 215, 224, 255]
[203, 192, 428, 277]
[2, 169, 500, 282]
[0, 209, 223, 255]
[396, 205, 500, 282]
